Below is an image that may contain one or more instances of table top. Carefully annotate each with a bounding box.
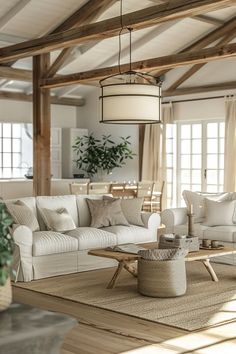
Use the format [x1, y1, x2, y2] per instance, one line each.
[88, 242, 236, 262]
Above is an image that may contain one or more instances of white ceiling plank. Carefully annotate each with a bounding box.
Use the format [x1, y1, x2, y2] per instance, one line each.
[56, 20, 179, 97]
[0, 32, 28, 44]
[0, 0, 32, 30]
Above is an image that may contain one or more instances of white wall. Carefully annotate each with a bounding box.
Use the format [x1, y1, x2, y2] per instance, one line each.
[171, 97, 225, 121]
[0, 99, 77, 127]
[77, 87, 139, 181]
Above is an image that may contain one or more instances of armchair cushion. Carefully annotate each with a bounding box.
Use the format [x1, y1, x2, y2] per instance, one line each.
[33, 231, 78, 256]
[204, 199, 235, 226]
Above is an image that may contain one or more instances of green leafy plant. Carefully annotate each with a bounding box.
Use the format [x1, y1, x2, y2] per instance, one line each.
[73, 134, 135, 177]
[0, 202, 14, 286]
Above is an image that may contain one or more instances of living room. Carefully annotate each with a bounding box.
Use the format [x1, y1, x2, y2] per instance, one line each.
[1, 0, 236, 353]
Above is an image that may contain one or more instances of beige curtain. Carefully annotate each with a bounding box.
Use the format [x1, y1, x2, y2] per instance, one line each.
[224, 98, 236, 192]
[142, 103, 174, 207]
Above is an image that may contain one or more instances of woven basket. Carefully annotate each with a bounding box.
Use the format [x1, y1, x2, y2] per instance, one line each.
[138, 258, 186, 298]
[0, 278, 12, 311]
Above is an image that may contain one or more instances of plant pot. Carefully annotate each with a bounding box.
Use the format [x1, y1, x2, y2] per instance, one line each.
[0, 278, 12, 312]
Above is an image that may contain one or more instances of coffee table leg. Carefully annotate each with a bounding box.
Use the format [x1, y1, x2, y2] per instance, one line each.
[202, 259, 218, 282]
[124, 261, 137, 277]
[107, 261, 124, 289]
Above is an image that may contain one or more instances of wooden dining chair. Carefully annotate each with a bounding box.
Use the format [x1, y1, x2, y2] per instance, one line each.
[89, 182, 111, 195]
[70, 182, 89, 195]
[150, 181, 165, 212]
[137, 181, 154, 211]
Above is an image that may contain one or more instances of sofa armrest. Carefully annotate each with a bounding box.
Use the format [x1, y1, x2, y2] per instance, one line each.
[141, 212, 161, 230]
[11, 224, 33, 282]
[161, 208, 188, 233]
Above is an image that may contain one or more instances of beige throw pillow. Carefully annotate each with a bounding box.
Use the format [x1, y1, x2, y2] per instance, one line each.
[40, 207, 76, 232]
[203, 199, 235, 227]
[6, 200, 39, 231]
[86, 199, 129, 228]
[103, 196, 144, 226]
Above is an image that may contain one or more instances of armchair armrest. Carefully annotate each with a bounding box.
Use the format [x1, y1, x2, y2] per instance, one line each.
[141, 212, 161, 230]
[11, 224, 33, 282]
[161, 208, 188, 233]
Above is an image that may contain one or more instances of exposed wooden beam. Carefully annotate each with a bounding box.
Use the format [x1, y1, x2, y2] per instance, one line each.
[0, 66, 32, 81]
[40, 42, 236, 89]
[148, 0, 226, 26]
[192, 14, 225, 26]
[151, 14, 236, 77]
[0, 0, 233, 64]
[0, 90, 85, 106]
[47, 0, 117, 77]
[33, 53, 51, 196]
[163, 81, 236, 96]
[0, 0, 31, 30]
[167, 28, 236, 91]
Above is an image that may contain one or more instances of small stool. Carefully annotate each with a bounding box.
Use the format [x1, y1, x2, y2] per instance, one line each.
[138, 258, 186, 297]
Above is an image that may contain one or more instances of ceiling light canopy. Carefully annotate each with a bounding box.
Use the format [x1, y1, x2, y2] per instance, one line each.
[99, 1, 162, 125]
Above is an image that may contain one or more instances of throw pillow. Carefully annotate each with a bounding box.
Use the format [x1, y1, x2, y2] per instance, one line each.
[103, 196, 144, 226]
[182, 190, 229, 223]
[6, 200, 39, 231]
[203, 199, 236, 227]
[39, 207, 76, 232]
[86, 198, 129, 228]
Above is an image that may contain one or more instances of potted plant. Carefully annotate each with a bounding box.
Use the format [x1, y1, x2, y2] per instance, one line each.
[0, 201, 14, 311]
[73, 134, 135, 179]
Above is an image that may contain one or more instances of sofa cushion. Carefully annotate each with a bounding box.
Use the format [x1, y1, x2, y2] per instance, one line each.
[39, 207, 76, 232]
[104, 196, 144, 226]
[204, 199, 235, 226]
[203, 226, 236, 243]
[36, 195, 79, 230]
[86, 198, 129, 228]
[102, 225, 155, 244]
[33, 231, 78, 256]
[182, 190, 228, 223]
[5, 197, 37, 217]
[76, 195, 104, 227]
[6, 200, 39, 231]
[66, 227, 117, 251]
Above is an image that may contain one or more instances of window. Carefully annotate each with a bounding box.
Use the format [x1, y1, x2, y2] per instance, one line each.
[167, 120, 225, 207]
[0, 123, 32, 178]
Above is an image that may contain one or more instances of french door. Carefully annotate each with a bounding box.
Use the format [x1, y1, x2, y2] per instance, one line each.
[176, 120, 225, 206]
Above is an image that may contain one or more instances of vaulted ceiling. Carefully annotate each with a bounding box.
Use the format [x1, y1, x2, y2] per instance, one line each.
[0, 0, 236, 104]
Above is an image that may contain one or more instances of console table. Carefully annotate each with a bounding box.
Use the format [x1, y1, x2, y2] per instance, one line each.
[0, 303, 76, 354]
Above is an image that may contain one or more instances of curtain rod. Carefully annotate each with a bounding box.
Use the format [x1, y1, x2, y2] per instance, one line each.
[162, 94, 235, 105]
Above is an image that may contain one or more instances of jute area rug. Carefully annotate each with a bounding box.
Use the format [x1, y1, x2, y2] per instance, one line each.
[15, 262, 236, 331]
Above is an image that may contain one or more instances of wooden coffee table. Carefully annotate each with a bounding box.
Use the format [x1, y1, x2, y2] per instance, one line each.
[88, 242, 236, 289]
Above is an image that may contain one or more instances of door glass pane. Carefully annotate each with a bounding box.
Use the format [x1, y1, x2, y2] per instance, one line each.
[181, 125, 191, 139]
[2, 168, 11, 178]
[219, 138, 224, 153]
[3, 139, 11, 152]
[166, 154, 173, 168]
[192, 169, 201, 184]
[207, 154, 218, 169]
[219, 123, 225, 137]
[192, 155, 201, 168]
[207, 123, 218, 138]
[219, 170, 224, 185]
[166, 141, 173, 153]
[12, 124, 21, 138]
[3, 153, 11, 167]
[181, 170, 190, 183]
[191, 184, 201, 192]
[2, 124, 11, 137]
[13, 153, 21, 167]
[181, 155, 190, 168]
[12, 139, 21, 152]
[192, 139, 201, 154]
[207, 139, 218, 153]
[192, 124, 201, 138]
[207, 170, 218, 184]
[207, 185, 218, 193]
[181, 140, 190, 152]
[219, 154, 224, 169]
[167, 169, 172, 182]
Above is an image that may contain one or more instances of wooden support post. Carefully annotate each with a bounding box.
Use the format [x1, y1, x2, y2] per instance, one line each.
[33, 53, 51, 196]
[139, 125, 145, 181]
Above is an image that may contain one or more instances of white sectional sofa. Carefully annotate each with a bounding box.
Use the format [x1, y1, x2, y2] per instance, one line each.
[6, 195, 160, 282]
[161, 190, 236, 265]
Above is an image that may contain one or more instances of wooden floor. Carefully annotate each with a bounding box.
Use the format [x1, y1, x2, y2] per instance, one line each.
[13, 267, 236, 354]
